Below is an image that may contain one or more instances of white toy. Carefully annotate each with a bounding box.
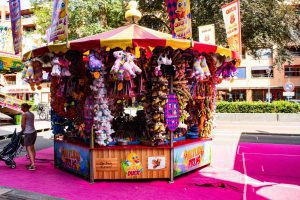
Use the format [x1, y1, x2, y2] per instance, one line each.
[51, 57, 62, 77]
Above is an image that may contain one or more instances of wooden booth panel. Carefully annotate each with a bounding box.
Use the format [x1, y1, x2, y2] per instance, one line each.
[93, 148, 170, 180]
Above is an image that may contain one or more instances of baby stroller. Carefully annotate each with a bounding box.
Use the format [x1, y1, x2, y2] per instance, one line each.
[0, 129, 23, 169]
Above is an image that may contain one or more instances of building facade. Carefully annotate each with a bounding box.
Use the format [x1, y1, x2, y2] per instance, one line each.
[0, 2, 50, 104]
[217, 49, 300, 101]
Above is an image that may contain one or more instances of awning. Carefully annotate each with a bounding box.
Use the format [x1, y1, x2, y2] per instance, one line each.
[23, 24, 240, 60]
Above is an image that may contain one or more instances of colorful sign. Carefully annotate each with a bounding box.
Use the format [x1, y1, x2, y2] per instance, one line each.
[49, 0, 68, 42]
[0, 93, 23, 112]
[148, 156, 166, 170]
[166, 0, 192, 39]
[174, 140, 211, 176]
[198, 24, 216, 45]
[165, 94, 180, 131]
[222, 0, 242, 55]
[95, 158, 118, 171]
[9, 0, 22, 54]
[121, 152, 143, 176]
[54, 142, 90, 178]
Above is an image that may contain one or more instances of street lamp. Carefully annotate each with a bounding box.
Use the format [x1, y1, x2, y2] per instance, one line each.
[266, 68, 272, 103]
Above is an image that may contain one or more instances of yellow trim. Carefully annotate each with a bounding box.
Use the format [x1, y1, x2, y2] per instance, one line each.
[48, 43, 69, 54]
[100, 39, 133, 49]
[166, 39, 191, 49]
[216, 46, 232, 57]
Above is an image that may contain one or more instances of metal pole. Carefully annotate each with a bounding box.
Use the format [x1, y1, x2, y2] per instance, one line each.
[90, 126, 94, 183]
[169, 75, 174, 183]
[268, 72, 271, 103]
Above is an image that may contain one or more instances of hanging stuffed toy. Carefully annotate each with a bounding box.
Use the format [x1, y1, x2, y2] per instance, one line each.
[88, 49, 103, 78]
[51, 57, 62, 77]
[111, 50, 125, 74]
[216, 61, 237, 81]
[32, 60, 43, 90]
[122, 53, 142, 80]
[59, 57, 71, 77]
[154, 54, 172, 77]
[192, 55, 210, 80]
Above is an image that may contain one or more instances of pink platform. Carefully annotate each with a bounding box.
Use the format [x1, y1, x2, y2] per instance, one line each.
[0, 142, 299, 200]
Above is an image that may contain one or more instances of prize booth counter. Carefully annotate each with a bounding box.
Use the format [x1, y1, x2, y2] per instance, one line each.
[23, 23, 239, 182]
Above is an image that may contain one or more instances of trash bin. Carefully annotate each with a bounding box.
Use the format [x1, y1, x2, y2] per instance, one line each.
[14, 114, 22, 125]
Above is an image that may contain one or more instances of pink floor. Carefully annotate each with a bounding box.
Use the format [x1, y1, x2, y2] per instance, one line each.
[0, 142, 300, 200]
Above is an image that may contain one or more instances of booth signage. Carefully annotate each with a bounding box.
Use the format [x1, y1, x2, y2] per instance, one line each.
[198, 24, 216, 45]
[165, 94, 180, 132]
[222, 0, 242, 55]
[166, 0, 192, 39]
[121, 152, 143, 176]
[8, 0, 22, 54]
[174, 141, 211, 176]
[48, 0, 68, 42]
[95, 158, 118, 171]
[54, 142, 90, 178]
[148, 156, 166, 170]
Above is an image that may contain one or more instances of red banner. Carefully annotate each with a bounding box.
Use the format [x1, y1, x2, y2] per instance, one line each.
[222, 0, 242, 55]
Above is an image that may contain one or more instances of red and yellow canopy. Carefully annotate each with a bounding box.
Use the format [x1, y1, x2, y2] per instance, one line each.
[23, 24, 239, 60]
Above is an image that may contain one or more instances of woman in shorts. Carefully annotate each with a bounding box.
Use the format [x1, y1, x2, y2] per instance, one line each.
[21, 103, 37, 170]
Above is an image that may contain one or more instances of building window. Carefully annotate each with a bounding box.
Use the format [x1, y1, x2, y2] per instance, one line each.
[217, 90, 246, 101]
[4, 75, 16, 85]
[251, 67, 273, 78]
[236, 67, 246, 79]
[285, 65, 300, 77]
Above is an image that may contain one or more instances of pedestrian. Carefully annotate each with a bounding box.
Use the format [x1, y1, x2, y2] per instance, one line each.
[20, 103, 37, 170]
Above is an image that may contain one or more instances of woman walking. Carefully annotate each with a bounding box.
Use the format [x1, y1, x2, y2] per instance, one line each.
[21, 103, 37, 170]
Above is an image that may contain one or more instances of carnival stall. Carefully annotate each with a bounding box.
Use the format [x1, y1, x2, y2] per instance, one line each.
[22, 19, 238, 182]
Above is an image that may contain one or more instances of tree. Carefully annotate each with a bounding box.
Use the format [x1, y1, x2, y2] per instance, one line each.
[138, 0, 300, 67]
[30, 0, 125, 40]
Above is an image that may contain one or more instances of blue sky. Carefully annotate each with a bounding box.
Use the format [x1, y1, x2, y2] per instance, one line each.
[0, 0, 31, 10]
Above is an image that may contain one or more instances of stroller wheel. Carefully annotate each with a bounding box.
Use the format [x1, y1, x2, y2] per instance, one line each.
[10, 162, 16, 169]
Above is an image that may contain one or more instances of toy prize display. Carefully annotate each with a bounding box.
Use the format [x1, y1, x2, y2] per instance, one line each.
[23, 23, 239, 182]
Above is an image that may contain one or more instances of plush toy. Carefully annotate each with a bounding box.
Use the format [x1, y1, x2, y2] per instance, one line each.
[122, 53, 142, 80]
[51, 57, 62, 77]
[192, 56, 210, 80]
[32, 60, 43, 90]
[216, 61, 237, 80]
[111, 51, 125, 74]
[88, 50, 103, 73]
[154, 54, 172, 77]
[59, 57, 71, 76]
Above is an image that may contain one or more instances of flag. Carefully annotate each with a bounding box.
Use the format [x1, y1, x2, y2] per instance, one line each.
[222, 0, 242, 55]
[49, 0, 68, 42]
[8, 0, 22, 55]
[166, 0, 192, 39]
[198, 24, 215, 45]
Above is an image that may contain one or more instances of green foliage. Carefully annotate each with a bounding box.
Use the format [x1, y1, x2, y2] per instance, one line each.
[30, 0, 125, 40]
[139, 0, 300, 67]
[216, 101, 300, 113]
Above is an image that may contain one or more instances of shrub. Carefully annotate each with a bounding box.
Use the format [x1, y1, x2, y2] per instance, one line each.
[216, 101, 300, 113]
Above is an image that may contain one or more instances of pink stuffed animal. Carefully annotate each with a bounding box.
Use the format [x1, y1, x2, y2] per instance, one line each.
[111, 51, 125, 74]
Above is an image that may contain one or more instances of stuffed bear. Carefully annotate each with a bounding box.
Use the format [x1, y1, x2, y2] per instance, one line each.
[59, 57, 71, 76]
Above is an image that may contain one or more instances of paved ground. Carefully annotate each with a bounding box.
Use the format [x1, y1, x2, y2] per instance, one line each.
[0, 121, 299, 199]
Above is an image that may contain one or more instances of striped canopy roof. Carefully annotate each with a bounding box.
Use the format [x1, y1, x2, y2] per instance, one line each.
[23, 24, 239, 60]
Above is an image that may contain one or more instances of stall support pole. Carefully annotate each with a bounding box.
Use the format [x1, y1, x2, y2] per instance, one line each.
[169, 76, 174, 183]
[89, 127, 95, 183]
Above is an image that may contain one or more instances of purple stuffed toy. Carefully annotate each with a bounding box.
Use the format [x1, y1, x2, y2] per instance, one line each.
[216, 61, 237, 80]
[88, 50, 103, 72]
